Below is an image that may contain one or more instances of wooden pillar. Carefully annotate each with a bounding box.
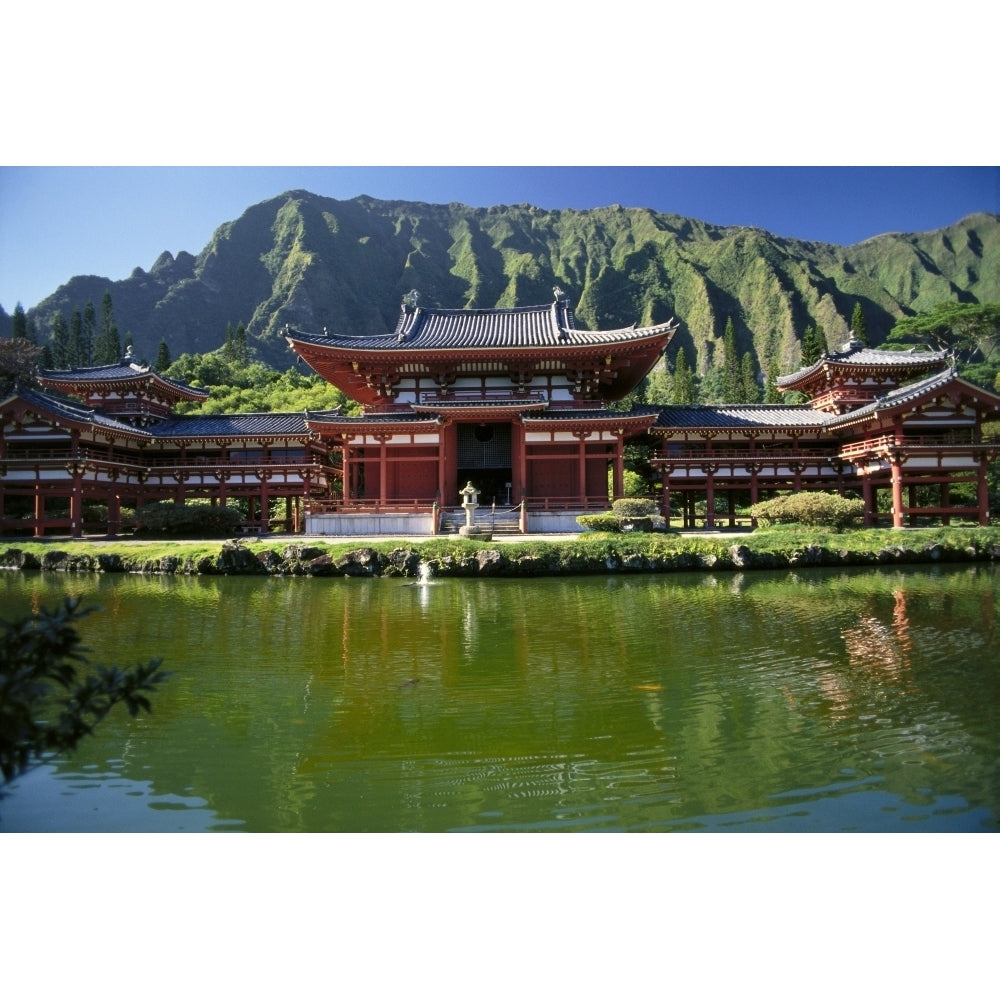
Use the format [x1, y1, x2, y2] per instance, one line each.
[260, 477, 270, 533]
[577, 434, 588, 504]
[70, 468, 83, 538]
[107, 494, 121, 538]
[516, 422, 527, 502]
[891, 458, 904, 529]
[34, 481, 45, 537]
[660, 472, 670, 521]
[379, 437, 388, 505]
[705, 472, 716, 528]
[862, 475, 874, 528]
[437, 425, 447, 503]
[612, 432, 625, 501]
[978, 456, 990, 526]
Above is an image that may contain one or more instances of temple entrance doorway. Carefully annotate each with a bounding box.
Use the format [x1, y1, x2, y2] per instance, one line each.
[456, 422, 513, 506]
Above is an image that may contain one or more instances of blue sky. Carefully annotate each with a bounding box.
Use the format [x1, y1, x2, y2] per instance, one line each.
[2, 166, 997, 312]
[2, 10, 996, 314]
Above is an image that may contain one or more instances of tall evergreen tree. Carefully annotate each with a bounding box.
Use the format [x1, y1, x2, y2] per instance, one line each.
[740, 352, 760, 403]
[851, 302, 868, 345]
[671, 347, 696, 404]
[721, 317, 740, 403]
[95, 291, 122, 364]
[82, 301, 97, 362]
[50, 312, 69, 368]
[764, 357, 782, 403]
[11, 303, 28, 340]
[234, 322, 248, 365]
[68, 309, 86, 367]
[154, 339, 171, 371]
[801, 325, 821, 366]
[815, 322, 829, 355]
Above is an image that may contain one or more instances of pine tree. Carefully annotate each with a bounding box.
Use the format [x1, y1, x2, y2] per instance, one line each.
[815, 323, 829, 355]
[671, 347, 696, 404]
[764, 358, 782, 403]
[95, 291, 121, 364]
[234, 322, 248, 365]
[722, 317, 740, 403]
[82, 301, 96, 363]
[50, 312, 69, 368]
[851, 302, 868, 345]
[11, 303, 28, 340]
[68, 309, 88, 367]
[801, 325, 820, 366]
[155, 339, 171, 371]
[740, 352, 760, 403]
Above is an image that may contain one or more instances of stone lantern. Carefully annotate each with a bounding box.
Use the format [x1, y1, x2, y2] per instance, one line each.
[458, 481, 491, 540]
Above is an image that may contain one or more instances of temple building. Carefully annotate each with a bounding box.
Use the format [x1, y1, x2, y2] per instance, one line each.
[0, 354, 338, 537]
[2, 291, 999, 537]
[651, 342, 1000, 528]
[285, 291, 678, 533]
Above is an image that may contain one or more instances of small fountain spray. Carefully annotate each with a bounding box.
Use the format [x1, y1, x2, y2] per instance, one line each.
[417, 561, 434, 585]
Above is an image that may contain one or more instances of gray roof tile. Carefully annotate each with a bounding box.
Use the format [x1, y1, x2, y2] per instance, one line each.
[288, 300, 677, 352]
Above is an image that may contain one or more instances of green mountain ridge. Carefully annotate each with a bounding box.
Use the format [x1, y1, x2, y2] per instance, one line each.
[11, 192, 1000, 374]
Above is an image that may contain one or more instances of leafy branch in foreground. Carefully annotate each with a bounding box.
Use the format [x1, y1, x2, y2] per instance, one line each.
[0, 598, 170, 790]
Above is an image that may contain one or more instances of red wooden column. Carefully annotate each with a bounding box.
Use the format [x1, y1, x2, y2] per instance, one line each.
[69, 463, 84, 538]
[612, 430, 625, 500]
[107, 493, 121, 538]
[575, 432, 588, 503]
[437, 422, 448, 502]
[890, 456, 905, 528]
[978, 455, 990, 525]
[34, 481, 44, 537]
[861, 474, 874, 527]
[377, 434, 389, 505]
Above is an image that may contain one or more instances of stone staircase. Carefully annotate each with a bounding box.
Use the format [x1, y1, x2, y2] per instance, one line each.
[438, 510, 522, 535]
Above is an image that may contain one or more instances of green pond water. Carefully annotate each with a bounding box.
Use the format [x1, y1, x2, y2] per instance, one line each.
[1, 563, 998, 832]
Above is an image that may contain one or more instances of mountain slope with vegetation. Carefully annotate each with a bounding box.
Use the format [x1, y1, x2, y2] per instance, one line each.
[13, 192, 1000, 377]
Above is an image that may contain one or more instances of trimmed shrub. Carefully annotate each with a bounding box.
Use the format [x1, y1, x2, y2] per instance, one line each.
[611, 497, 657, 517]
[133, 500, 244, 538]
[749, 492, 864, 530]
[577, 513, 621, 533]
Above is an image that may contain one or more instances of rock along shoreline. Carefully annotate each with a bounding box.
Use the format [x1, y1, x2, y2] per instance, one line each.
[3, 536, 1000, 579]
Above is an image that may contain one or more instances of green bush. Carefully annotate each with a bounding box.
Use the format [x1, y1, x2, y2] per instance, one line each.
[749, 492, 864, 530]
[133, 500, 244, 538]
[577, 513, 621, 533]
[611, 497, 657, 517]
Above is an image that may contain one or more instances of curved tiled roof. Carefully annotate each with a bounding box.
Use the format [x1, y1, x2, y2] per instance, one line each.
[287, 300, 678, 353]
[152, 410, 342, 438]
[776, 344, 949, 387]
[823, 368, 1000, 428]
[653, 404, 830, 431]
[1, 384, 154, 439]
[40, 360, 209, 399]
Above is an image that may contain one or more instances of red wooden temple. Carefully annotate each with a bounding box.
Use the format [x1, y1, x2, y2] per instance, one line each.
[2, 291, 999, 537]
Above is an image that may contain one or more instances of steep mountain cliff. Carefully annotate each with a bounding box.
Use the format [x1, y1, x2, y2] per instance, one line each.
[22, 191, 1000, 373]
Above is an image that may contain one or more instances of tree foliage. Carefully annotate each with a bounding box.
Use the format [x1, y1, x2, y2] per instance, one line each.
[166, 350, 352, 414]
[887, 301, 1000, 363]
[850, 302, 869, 345]
[0, 598, 169, 792]
[0, 337, 44, 391]
[671, 347, 696, 403]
